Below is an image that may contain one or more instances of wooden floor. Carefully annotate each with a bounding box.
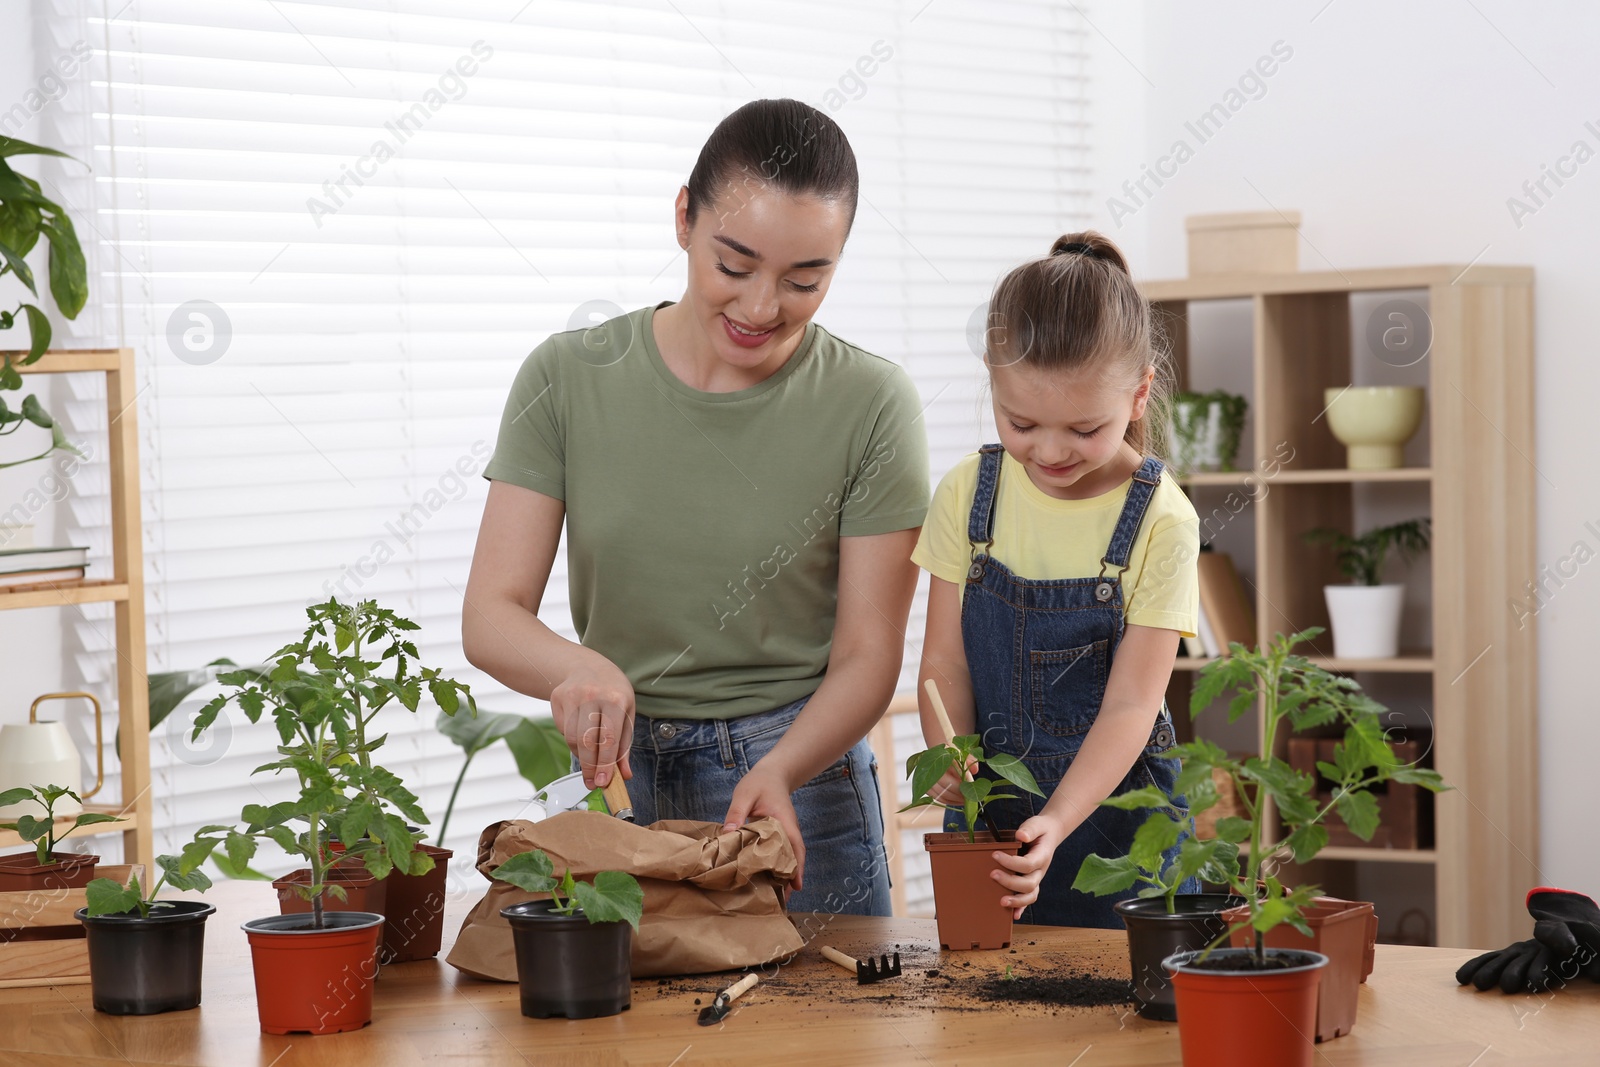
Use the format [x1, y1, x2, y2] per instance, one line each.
[1, 880, 1596, 1065]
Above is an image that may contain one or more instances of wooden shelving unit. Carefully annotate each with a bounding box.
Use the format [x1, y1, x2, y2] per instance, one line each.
[1144, 265, 1536, 951]
[0, 349, 153, 875]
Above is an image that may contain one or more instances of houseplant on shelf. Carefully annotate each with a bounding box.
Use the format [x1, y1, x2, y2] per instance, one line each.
[76, 848, 217, 1015]
[0, 135, 89, 470]
[187, 596, 475, 1034]
[1305, 518, 1430, 659]
[902, 682, 1045, 951]
[492, 847, 644, 1019]
[1160, 629, 1448, 1063]
[1071, 787, 1246, 1021]
[1168, 390, 1248, 475]
[0, 783, 118, 890]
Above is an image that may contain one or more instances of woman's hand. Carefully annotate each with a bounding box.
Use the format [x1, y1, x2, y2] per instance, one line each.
[721, 764, 806, 891]
[550, 654, 636, 789]
[992, 811, 1072, 920]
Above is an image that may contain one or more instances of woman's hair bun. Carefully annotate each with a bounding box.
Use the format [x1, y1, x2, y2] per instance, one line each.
[1049, 230, 1130, 276]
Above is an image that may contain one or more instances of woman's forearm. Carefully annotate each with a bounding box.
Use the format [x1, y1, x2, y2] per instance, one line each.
[461, 589, 603, 702]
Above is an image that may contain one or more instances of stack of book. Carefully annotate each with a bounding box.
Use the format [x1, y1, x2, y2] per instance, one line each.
[1181, 550, 1256, 658]
[0, 546, 89, 588]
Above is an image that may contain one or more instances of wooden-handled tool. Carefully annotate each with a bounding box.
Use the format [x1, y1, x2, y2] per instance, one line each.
[924, 678, 958, 746]
[697, 972, 758, 1025]
[821, 945, 902, 985]
[601, 776, 634, 821]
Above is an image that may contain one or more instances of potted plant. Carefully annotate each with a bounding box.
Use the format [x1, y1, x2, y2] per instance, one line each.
[76, 847, 217, 1015]
[1169, 390, 1248, 475]
[1305, 518, 1431, 659]
[1160, 629, 1448, 1063]
[0, 784, 118, 890]
[901, 732, 1044, 950]
[1072, 789, 1247, 1021]
[491, 848, 645, 1019]
[187, 596, 475, 1034]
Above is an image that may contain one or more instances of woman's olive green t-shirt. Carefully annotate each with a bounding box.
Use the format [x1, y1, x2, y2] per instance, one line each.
[483, 302, 931, 720]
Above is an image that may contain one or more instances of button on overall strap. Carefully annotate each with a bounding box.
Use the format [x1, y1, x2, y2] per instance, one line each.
[965, 445, 1006, 577]
[1093, 455, 1166, 602]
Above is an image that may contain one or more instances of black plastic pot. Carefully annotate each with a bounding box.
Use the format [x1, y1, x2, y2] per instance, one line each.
[500, 900, 632, 1019]
[1115, 893, 1246, 1021]
[75, 901, 216, 1015]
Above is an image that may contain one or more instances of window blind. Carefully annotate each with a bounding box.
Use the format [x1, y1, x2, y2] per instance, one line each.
[36, 0, 1089, 912]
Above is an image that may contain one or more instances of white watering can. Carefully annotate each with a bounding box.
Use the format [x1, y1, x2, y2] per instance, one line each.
[0, 692, 104, 819]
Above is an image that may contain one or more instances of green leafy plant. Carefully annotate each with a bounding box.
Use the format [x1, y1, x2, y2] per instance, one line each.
[1305, 518, 1431, 586]
[184, 597, 476, 927]
[84, 849, 214, 918]
[900, 734, 1044, 842]
[435, 708, 569, 844]
[492, 848, 644, 930]
[1173, 629, 1448, 964]
[0, 135, 89, 470]
[1071, 785, 1244, 914]
[0, 783, 119, 864]
[1169, 390, 1248, 474]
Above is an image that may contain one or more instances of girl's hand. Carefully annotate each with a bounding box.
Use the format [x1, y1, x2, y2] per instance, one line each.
[929, 756, 980, 806]
[992, 812, 1070, 919]
[550, 654, 636, 788]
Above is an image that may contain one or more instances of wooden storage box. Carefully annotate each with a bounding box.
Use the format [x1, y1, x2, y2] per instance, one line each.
[1193, 764, 1248, 840]
[1288, 736, 1434, 849]
[0, 864, 140, 988]
[1186, 210, 1299, 275]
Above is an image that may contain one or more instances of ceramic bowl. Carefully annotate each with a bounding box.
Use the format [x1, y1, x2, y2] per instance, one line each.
[1324, 386, 1424, 469]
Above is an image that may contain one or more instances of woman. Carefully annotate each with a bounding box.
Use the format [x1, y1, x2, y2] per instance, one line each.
[463, 99, 929, 916]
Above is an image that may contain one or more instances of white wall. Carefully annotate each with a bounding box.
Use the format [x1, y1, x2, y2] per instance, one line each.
[1117, 0, 1595, 894]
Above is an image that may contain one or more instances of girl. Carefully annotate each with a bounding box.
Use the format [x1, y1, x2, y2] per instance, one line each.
[465, 99, 929, 916]
[911, 231, 1199, 928]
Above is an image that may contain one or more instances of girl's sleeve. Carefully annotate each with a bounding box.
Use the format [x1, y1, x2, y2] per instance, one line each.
[1124, 484, 1200, 637]
[910, 456, 977, 586]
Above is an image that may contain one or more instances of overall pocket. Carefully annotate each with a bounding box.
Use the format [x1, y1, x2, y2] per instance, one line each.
[1027, 639, 1109, 739]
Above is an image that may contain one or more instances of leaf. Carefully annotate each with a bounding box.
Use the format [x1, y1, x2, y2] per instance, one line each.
[1070, 853, 1141, 896]
[493, 849, 557, 893]
[0, 787, 33, 809]
[39, 215, 86, 319]
[1129, 810, 1184, 874]
[571, 870, 645, 930]
[0, 136, 80, 161]
[1098, 785, 1173, 811]
[0, 195, 41, 257]
[224, 831, 258, 871]
[503, 718, 571, 791]
[1210, 816, 1251, 844]
[1281, 822, 1328, 864]
[177, 837, 220, 876]
[909, 747, 955, 805]
[1226, 690, 1255, 723]
[85, 876, 140, 917]
[0, 240, 37, 295]
[1333, 790, 1381, 841]
[1189, 662, 1234, 716]
[21, 304, 49, 360]
[1388, 765, 1448, 791]
[984, 752, 1045, 798]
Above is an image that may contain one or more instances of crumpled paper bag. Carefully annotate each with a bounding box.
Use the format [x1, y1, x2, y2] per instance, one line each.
[445, 810, 805, 979]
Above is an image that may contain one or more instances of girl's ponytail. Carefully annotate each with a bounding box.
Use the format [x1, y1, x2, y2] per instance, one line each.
[984, 230, 1173, 457]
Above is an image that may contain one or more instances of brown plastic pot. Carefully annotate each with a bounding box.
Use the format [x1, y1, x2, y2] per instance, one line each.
[1223, 896, 1377, 1041]
[376, 843, 452, 963]
[924, 831, 1021, 950]
[274, 867, 388, 917]
[0, 850, 99, 891]
[1114, 894, 1247, 1021]
[243, 911, 384, 1035]
[1165, 947, 1328, 1067]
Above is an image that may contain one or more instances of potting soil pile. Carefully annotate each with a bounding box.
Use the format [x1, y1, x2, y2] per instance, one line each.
[447, 810, 804, 979]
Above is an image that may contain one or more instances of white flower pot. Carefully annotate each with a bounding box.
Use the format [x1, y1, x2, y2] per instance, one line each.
[1323, 584, 1405, 659]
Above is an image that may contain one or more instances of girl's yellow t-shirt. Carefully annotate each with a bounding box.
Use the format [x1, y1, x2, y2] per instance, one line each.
[912, 450, 1200, 637]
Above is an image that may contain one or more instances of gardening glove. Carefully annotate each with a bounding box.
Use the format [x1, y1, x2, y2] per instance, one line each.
[1528, 888, 1600, 983]
[1455, 938, 1566, 993]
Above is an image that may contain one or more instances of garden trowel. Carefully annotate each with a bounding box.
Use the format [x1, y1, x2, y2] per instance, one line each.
[532, 771, 635, 821]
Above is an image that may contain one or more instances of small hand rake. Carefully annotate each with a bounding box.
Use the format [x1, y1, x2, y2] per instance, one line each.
[820, 945, 902, 985]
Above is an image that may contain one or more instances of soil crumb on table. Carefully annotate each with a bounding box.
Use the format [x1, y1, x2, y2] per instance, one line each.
[974, 973, 1132, 1008]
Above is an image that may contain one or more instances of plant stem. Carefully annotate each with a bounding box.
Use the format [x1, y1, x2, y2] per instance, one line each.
[438, 752, 474, 845]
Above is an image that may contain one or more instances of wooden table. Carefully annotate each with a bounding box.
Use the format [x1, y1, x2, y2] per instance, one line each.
[2, 881, 1595, 1066]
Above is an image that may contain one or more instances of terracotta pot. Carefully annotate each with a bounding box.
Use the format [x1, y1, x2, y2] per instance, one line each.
[376, 843, 452, 963]
[76, 901, 215, 1015]
[1114, 894, 1247, 1021]
[1224, 896, 1377, 1041]
[243, 912, 384, 1035]
[0, 850, 99, 892]
[1165, 947, 1328, 1067]
[924, 831, 1021, 950]
[274, 867, 388, 917]
[501, 900, 632, 1019]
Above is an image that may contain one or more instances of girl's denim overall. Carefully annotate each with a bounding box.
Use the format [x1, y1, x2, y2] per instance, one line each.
[951, 445, 1196, 928]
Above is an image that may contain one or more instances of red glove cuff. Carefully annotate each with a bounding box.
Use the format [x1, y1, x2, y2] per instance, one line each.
[1526, 886, 1597, 907]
